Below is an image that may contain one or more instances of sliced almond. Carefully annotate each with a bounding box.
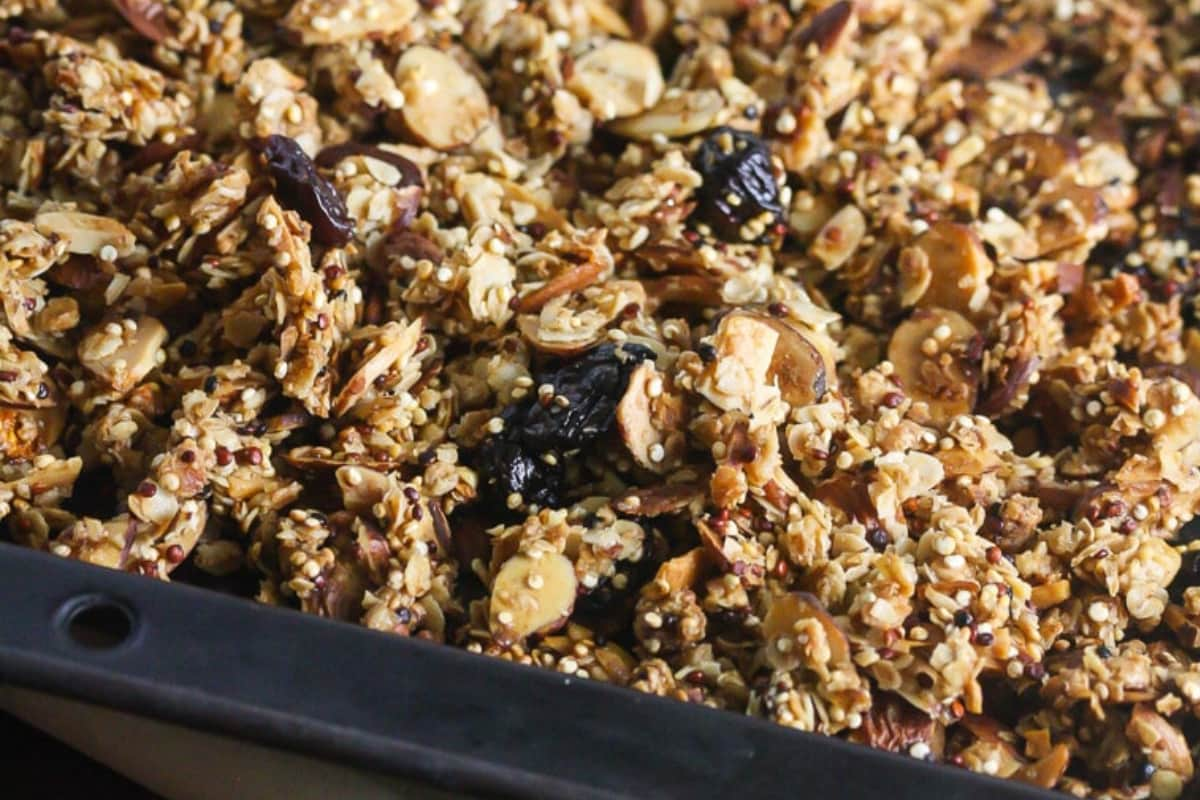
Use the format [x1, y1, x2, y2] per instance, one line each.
[607, 89, 727, 141]
[1014, 744, 1070, 790]
[282, 0, 418, 46]
[78, 316, 168, 394]
[616, 361, 684, 473]
[34, 211, 136, 258]
[568, 40, 663, 121]
[650, 547, 710, 594]
[903, 222, 993, 315]
[394, 47, 490, 150]
[1029, 578, 1071, 608]
[762, 591, 850, 670]
[887, 308, 979, 427]
[1127, 704, 1194, 780]
[941, 22, 1047, 81]
[810, 204, 866, 271]
[1024, 183, 1108, 257]
[489, 551, 577, 643]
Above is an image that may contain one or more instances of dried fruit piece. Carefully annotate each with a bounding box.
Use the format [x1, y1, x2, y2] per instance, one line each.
[254, 135, 354, 246]
[693, 127, 783, 242]
[901, 222, 993, 315]
[476, 343, 655, 508]
[567, 40, 663, 121]
[489, 552, 577, 642]
[394, 47, 490, 150]
[887, 308, 979, 427]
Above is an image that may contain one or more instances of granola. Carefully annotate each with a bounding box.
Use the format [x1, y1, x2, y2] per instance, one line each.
[3, 0, 1200, 796]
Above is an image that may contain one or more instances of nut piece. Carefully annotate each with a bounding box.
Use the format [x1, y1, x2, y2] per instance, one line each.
[901, 222, 993, 315]
[607, 89, 727, 141]
[34, 211, 136, 259]
[942, 22, 1048, 81]
[567, 40, 664, 121]
[78, 316, 168, 394]
[1127, 704, 1194, 781]
[394, 47, 490, 150]
[489, 551, 578, 643]
[810, 205, 866, 271]
[616, 361, 685, 473]
[762, 591, 850, 671]
[886, 308, 979, 427]
[697, 311, 828, 413]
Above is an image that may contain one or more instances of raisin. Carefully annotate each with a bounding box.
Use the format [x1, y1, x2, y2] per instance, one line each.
[476, 343, 655, 509]
[693, 127, 783, 242]
[254, 135, 355, 247]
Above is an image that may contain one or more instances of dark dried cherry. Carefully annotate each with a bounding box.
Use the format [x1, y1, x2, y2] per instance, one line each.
[254, 135, 355, 247]
[693, 127, 783, 243]
[476, 343, 655, 509]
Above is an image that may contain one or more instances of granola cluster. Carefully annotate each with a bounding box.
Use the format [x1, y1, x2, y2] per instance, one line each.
[3, 0, 1200, 796]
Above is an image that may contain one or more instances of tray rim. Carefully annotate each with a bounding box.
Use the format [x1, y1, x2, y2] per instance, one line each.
[0, 541, 1060, 800]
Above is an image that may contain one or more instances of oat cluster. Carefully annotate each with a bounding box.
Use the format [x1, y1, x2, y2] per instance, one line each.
[3, 0, 1200, 796]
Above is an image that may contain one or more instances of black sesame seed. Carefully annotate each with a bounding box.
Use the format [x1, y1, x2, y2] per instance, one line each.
[954, 610, 973, 627]
[204, 375, 219, 393]
[698, 343, 717, 363]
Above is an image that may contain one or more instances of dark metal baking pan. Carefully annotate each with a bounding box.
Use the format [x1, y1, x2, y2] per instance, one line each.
[0, 542, 1056, 799]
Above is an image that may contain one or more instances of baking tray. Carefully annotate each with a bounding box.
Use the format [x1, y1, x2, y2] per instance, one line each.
[0, 541, 1056, 799]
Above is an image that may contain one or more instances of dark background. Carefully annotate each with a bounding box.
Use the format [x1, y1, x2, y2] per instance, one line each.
[0, 712, 159, 799]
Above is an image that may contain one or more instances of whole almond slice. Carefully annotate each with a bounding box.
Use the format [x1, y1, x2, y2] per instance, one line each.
[903, 221, 993, 315]
[607, 89, 727, 141]
[762, 591, 850, 670]
[78, 316, 168, 394]
[34, 211, 136, 259]
[489, 552, 577, 643]
[394, 47, 490, 150]
[568, 40, 663, 121]
[887, 308, 979, 428]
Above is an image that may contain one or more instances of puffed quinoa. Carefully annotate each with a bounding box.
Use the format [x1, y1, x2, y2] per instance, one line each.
[4, 0, 1200, 794]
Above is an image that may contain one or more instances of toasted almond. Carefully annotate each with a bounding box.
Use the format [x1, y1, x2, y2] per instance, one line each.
[489, 551, 577, 643]
[650, 547, 711, 594]
[810, 204, 866, 271]
[762, 591, 850, 670]
[283, 0, 417, 45]
[568, 40, 663, 121]
[719, 310, 830, 407]
[886, 308, 979, 427]
[394, 47, 490, 150]
[903, 221, 993, 315]
[941, 22, 1047, 81]
[34, 211, 136, 259]
[1029, 578, 1071, 608]
[78, 316, 168, 394]
[1127, 704, 1194, 780]
[1025, 183, 1108, 257]
[607, 89, 727, 141]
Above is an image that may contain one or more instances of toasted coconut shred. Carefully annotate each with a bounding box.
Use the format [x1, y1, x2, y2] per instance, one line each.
[4, 0, 1200, 795]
